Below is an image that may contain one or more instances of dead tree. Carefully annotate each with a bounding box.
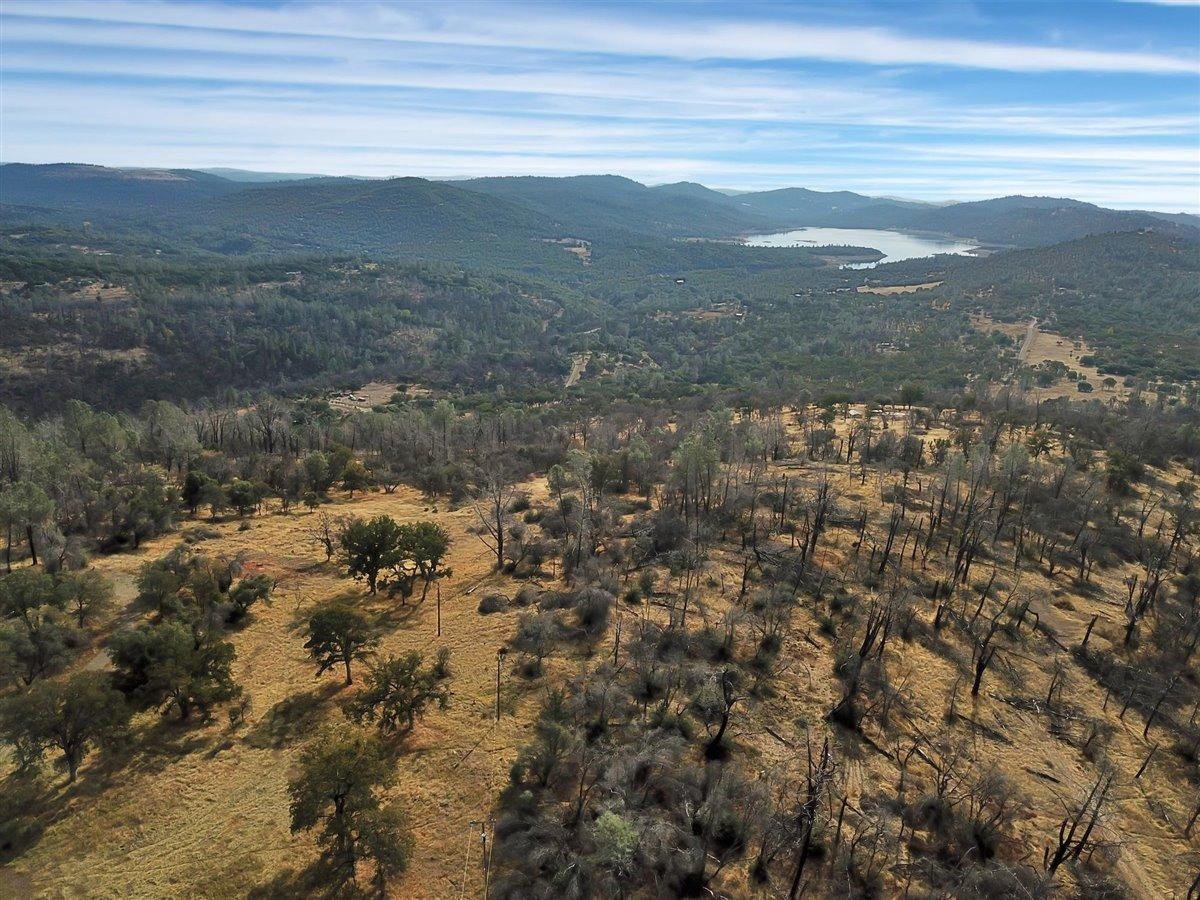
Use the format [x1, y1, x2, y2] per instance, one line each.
[970, 599, 1010, 696]
[304, 511, 346, 562]
[473, 464, 519, 569]
[786, 735, 837, 900]
[1043, 771, 1114, 876]
[828, 594, 895, 730]
[1123, 552, 1169, 646]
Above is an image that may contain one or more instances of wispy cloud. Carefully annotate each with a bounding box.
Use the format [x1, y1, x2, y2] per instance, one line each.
[1, 0, 1197, 211]
[8, 1, 1198, 73]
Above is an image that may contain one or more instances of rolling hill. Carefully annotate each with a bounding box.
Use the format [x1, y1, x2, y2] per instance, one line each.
[208, 177, 552, 249]
[822, 195, 1193, 247]
[0, 163, 245, 212]
[2, 164, 1195, 257]
[728, 185, 928, 222]
[450, 174, 778, 238]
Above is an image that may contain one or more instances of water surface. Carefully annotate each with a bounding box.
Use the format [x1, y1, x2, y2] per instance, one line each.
[746, 227, 978, 268]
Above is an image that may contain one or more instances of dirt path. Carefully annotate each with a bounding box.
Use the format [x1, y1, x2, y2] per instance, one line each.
[1017, 316, 1038, 364]
[564, 352, 589, 388]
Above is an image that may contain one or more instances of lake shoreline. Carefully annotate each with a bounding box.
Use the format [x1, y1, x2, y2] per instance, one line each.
[741, 225, 984, 268]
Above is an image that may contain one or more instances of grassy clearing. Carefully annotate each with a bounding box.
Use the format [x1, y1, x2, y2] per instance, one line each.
[1, 486, 542, 899]
[856, 281, 943, 295]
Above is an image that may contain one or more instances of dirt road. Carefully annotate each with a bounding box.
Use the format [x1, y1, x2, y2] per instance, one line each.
[1017, 316, 1038, 364]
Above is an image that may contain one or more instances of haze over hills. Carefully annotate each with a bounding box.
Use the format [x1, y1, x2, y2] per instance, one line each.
[198, 167, 340, 183]
[1, 163, 1197, 260]
[451, 175, 782, 239]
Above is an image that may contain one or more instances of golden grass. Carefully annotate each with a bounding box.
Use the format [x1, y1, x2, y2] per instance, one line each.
[3, 418, 1197, 898]
[2, 486, 542, 899]
[973, 315, 1131, 402]
[327, 381, 401, 412]
[856, 281, 943, 295]
[755, 410, 1198, 898]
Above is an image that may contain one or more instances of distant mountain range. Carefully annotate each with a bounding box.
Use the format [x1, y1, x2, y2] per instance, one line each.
[1, 163, 1196, 256]
[198, 167, 338, 183]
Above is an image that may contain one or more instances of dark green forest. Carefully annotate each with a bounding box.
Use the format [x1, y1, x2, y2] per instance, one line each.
[0, 165, 1196, 417]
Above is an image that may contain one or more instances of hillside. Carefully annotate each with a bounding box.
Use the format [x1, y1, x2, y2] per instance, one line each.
[3, 165, 1195, 258]
[730, 186, 926, 222]
[825, 195, 1194, 247]
[2, 218, 1196, 416]
[208, 177, 554, 249]
[0, 163, 245, 212]
[1, 394, 1197, 899]
[452, 174, 779, 238]
[0, 167, 575, 261]
[2, 164, 1199, 900]
[929, 229, 1200, 381]
[197, 168, 335, 183]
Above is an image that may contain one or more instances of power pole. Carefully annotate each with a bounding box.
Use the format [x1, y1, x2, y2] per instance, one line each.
[495, 647, 508, 722]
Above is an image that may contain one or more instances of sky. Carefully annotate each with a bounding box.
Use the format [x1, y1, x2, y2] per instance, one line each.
[2, 0, 1199, 211]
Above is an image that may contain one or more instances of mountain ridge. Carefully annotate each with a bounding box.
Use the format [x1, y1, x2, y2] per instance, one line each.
[2, 163, 1196, 254]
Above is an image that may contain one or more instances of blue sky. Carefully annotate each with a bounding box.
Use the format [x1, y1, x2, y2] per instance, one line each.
[2, 0, 1198, 210]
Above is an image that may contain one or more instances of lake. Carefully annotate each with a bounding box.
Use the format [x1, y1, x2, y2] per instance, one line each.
[744, 226, 978, 268]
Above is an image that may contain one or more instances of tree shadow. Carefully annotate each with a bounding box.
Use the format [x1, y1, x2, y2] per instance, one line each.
[0, 706, 234, 863]
[249, 857, 376, 899]
[0, 772, 54, 863]
[370, 599, 422, 632]
[245, 682, 341, 750]
[248, 861, 337, 899]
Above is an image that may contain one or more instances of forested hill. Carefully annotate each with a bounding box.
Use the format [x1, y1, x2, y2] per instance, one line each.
[449, 174, 779, 238]
[823, 195, 1195, 247]
[3, 164, 1195, 259]
[0, 163, 245, 211]
[728, 188, 1196, 247]
[727, 185, 930, 221]
[208, 178, 553, 249]
[0, 167, 557, 255]
[0, 258, 591, 413]
[921, 229, 1200, 382]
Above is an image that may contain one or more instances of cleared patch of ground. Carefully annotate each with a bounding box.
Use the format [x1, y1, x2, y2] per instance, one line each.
[67, 280, 131, 302]
[973, 315, 1131, 401]
[856, 281, 943, 295]
[327, 381, 401, 411]
[564, 352, 590, 388]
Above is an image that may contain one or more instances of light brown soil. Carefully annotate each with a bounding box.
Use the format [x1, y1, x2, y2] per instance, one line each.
[856, 281, 943, 295]
[564, 353, 589, 388]
[974, 315, 1131, 401]
[328, 382, 401, 412]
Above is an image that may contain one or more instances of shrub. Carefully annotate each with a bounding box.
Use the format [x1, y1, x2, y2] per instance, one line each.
[478, 593, 510, 615]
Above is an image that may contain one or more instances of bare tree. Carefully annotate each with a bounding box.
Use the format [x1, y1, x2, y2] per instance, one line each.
[1043, 770, 1114, 876]
[305, 511, 346, 563]
[786, 735, 836, 899]
[473, 463, 518, 570]
[969, 598, 1010, 696]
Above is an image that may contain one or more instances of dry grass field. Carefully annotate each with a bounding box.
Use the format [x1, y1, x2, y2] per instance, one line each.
[1, 485, 547, 899]
[327, 382, 401, 412]
[856, 281, 943, 295]
[718, 408, 1198, 897]
[974, 315, 1131, 402]
[2, 407, 1197, 898]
